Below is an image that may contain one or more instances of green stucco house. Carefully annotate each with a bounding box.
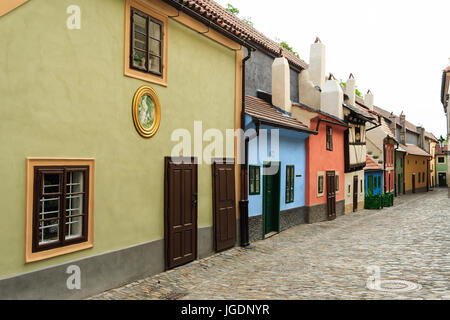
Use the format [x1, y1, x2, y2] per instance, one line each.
[0, 0, 256, 299]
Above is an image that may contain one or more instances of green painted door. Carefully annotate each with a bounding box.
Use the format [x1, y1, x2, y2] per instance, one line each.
[263, 162, 280, 236]
[368, 175, 374, 196]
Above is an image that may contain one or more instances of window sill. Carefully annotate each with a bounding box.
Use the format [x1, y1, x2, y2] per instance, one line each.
[124, 68, 168, 87]
[25, 242, 94, 264]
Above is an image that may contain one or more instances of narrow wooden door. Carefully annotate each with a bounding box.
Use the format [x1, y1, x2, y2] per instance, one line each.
[164, 157, 198, 270]
[412, 174, 416, 193]
[263, 162, 280, 236]
[353, 176, 358, 212]
[212, 160, 236, 252]
[368, 175, 374, 196]
[439, 173, 447, 187]
[326, 171, 336, 220]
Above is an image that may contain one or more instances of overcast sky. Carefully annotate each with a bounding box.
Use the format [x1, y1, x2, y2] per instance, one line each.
[216, 0, 449, 138]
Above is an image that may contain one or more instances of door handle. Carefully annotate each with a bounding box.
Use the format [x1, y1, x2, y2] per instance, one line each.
[192, 193, 198, 206]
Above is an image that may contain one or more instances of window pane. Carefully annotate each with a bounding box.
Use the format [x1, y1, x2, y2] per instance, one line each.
[39, 219, 59, 245]
[65, 216, 83, 240]
[149, 55, 161, 73]
[249, 179, 254, 194]
[66, 194, 84, 216]
[39, 196, 60, 220]
[150, 39, 161, 56]
[66, 171, 84, 194]
[133, 13, 147, 34]
[134, 32, 147, 50]
[133, 49, 146, 69]
[43, 173, 60, 194]
[149, 20, 161, 39]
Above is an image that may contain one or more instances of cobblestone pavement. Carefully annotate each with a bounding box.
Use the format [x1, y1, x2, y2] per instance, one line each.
[90, 189, 450, 300]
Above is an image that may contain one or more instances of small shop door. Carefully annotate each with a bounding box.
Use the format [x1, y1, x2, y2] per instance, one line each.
[212, 159, 236, 252]
[367, 175, 374, 196]
[326, 171, 336, 220]
[263, 162, 280, 236]
[164, 157, 198, 270]
[353, 176, 359, 212]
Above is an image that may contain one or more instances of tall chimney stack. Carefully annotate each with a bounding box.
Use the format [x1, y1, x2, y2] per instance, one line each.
[389, 113, 397, 140]
[418, 126, 425, 149]
[321, 74, 344, 120]
[346, 73, 356, 106]
[400, 114, 407, 145]
[364, 90, 374, 111]
[272, 57, 291, 113]
[309, 37, 326, 90]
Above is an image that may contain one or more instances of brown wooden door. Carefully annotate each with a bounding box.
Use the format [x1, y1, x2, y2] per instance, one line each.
[326, 171, 336, 220]
[353, 176, 358, 212]
[212, 159, 236, 252]
[412, 174, 416, 193]
[164, 157, 198, 270]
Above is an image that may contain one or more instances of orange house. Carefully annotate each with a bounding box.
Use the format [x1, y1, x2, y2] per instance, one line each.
[292, 104, 347, 223]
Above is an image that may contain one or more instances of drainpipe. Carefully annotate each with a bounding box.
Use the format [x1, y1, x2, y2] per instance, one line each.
[394, 141, 399, 197]
[403, 152, 406, 195]
[239, 47, 254, 247]
[383, 140, 387, 194]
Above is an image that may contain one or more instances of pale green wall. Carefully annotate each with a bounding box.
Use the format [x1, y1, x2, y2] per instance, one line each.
[0, 0, 236, 277]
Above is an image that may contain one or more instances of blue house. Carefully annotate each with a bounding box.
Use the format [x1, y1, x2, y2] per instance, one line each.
[364, 154, 384, 196]
[244, 92, 316, 241]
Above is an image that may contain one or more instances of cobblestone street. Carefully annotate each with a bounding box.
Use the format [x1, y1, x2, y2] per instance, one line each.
[90, 189, 450, 300]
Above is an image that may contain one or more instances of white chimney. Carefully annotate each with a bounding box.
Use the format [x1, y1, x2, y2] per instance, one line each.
[320, 76, 344, 120]
[364, 90, 374, 111]
[272, 57, 291, 113]
[346, 73, 356, 106]
[309, 37, 326, 90]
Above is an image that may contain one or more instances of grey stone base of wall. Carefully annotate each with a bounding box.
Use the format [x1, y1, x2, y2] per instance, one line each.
[248, 207, 307, 243]
[0, 226, 218, 300]
[248, 214, 263, 242]
[280, 207, 307, 231]
[305, 200, 345, 224]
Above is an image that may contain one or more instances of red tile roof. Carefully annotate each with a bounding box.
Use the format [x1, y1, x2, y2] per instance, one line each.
[245, 96, 316, 134]
[364, 154, 383, 171]
[176, 0, 308, 69]
[400, 144, 432, 157]
[436, 144, 448, 155]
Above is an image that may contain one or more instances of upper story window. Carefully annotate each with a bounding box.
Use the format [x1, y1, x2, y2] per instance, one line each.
[326, 126, 333, 151]
[131, 8, 164, 76]
[355, 127, 361, 143]
[124, 1, 168, 86]
[438, 156, 445, 163]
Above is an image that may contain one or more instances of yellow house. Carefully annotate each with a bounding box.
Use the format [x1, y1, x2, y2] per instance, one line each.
[425, 133, 438, 188]
[402, 145, 432, 193]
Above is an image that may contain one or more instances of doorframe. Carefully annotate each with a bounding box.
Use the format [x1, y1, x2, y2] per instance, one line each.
[262, 161, 281, 239]
[211, 158, 235, 252]
[164, 156, 198, 271]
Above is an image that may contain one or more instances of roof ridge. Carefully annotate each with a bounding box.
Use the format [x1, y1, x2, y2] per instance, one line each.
[179, 0, 308, 69]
